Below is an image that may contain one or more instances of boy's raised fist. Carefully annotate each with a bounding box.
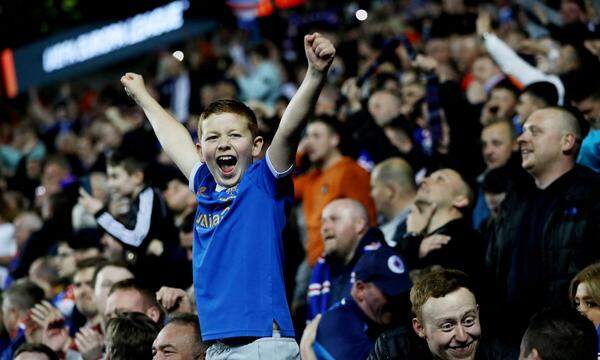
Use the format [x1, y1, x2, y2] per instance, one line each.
[304, 33, 336, 73]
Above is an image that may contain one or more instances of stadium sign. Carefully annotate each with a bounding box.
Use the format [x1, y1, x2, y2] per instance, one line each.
[1, 0, 215, 97]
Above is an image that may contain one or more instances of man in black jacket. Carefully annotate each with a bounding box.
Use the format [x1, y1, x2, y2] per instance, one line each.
[368, 269, 517, 360]
[395, 168, 483, 280]
[486, 107, 600, 345]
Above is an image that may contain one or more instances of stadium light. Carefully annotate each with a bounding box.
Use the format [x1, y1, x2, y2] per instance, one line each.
[355, 9, 368, 21]
[172, 50, 184, 61]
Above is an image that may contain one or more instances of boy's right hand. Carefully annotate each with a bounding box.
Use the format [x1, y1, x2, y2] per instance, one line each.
[121, 72, 149, 105]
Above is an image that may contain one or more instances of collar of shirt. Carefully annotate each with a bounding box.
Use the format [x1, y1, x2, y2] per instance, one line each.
[380, 206, 411, 246]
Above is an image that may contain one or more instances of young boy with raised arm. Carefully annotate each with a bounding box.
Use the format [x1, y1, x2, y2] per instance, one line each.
[120, 33, 335, 359]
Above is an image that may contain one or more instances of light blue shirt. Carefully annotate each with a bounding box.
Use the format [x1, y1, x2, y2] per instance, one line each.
[577, 129, 600, 173]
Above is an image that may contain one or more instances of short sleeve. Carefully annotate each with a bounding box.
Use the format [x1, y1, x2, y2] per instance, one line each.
[248, 159, 294, 199]
[188, 162, 203, 193]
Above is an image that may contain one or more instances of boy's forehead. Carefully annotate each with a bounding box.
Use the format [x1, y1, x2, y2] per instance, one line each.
[201, 112, 250, 132]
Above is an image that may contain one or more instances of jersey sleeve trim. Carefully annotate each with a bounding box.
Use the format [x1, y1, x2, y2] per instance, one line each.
[188, 162, 203, 193]
[96, 187, 154, 248]
[265, 149, 294, 179]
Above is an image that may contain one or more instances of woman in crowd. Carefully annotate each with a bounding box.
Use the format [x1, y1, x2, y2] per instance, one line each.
[570, 262, 600, 355]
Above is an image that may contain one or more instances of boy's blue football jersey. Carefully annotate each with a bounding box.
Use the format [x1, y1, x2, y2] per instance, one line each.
[189, 156, 295, 341]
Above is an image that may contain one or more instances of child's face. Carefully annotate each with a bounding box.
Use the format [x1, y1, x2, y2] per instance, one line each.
[198, 113, 263, 188]
[107, 165, 142, 197]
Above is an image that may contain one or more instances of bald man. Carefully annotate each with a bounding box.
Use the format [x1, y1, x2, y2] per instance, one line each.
[486, 107, 600, 347]
[307, 199, 385, 319]
[399, 168, 483, 279]
[152, 313, 207, 360]
[367, 90, 403, 127]
[370, 158, 417, 246]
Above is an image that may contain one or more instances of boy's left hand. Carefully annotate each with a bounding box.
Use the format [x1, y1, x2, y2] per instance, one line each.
[304, 33, 336, 73]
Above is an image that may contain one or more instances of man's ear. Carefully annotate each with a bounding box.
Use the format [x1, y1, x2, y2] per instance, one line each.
[353, 217, 368, 236]
[195, 143, 205, 162]
[511, 139, 519, 152]
[561, 133, 577, 153]
[385, 183, 396, 200]
[452, 195, 469, 210]
[353, 280, 366, 302]
[132, 170, 145, 186]
[412, 317, 426, 339]
[529, 348, 541, 360]
[329, 133, 340, 149]
[252, 136, 264, 158]
[146, 306, 161, 324]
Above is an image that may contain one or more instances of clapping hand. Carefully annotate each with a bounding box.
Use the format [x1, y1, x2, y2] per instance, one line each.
[31, 301, 70, 352]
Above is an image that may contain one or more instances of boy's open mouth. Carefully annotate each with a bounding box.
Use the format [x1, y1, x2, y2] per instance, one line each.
[216, 155, 237, 175]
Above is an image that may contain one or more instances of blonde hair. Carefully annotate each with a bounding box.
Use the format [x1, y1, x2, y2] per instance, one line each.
[198, 99, 258, 139]
[569, 262, 600, 306]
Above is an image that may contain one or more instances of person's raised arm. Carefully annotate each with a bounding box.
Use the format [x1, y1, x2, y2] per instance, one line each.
[476, 12, 565, 104]
[267, 33, 335, 173]
[121, 73, 200, 179]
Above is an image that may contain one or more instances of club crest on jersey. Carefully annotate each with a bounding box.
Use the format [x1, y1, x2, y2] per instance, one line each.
[387, 255, 405, 274]
[216, 185, 238, 202]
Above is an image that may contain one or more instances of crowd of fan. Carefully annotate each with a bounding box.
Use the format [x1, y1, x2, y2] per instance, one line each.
[0, 0, 600, 359]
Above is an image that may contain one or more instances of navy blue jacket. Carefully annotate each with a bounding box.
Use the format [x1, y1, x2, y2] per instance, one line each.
[313, 297, 378, 360]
